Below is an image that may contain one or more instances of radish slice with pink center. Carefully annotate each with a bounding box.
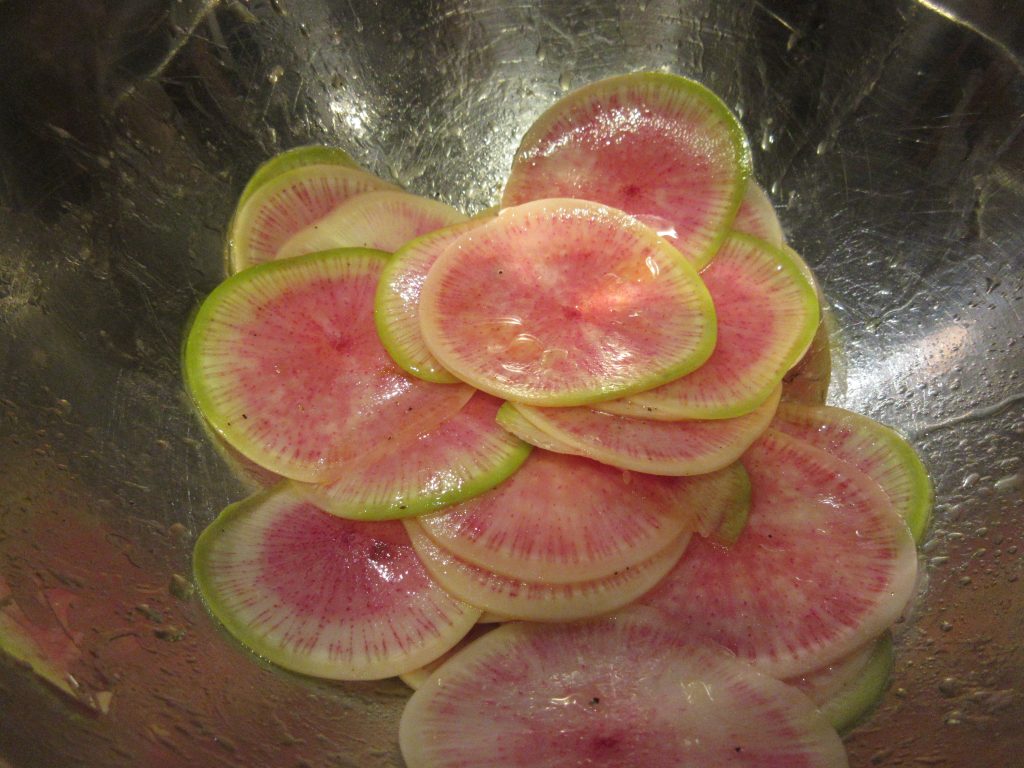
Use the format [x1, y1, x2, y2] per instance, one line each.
[399, 613, 849, 768]
[293, 392, 532, 520]
[229, 165, 398, 272]
[498, 384, 780, 476]
[405, 522, 691, 622]
[502, 72, 751, 270]
[375, 217, 493, 384]
[733, 181, 784, 246]
[193, 485, 481, 680]
[772, 403, 932, 542]
[185, 249, 474, 483]
[599, 233, 818, 420]
[639, 429, 918, 679]
[415, 449, 706, 584]
[276, 190, 467, 260]
[419, 199, 717, 406]
[399, 623, 498, 691]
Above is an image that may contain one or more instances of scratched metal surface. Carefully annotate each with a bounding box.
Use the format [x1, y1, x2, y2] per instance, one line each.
[0, 0, 1021, 765]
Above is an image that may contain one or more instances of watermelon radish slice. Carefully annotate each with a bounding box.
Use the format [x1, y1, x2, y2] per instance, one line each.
[772, 403, 932, 541]
[228, 164, 398, 272]
[405, 523, 692, 622]
[293, 392, 532, 520]
[375, 217, 492, 384]
[399, 623, 498, 691]
[639, 429, 918, 679]
[788, 633, 893, 735]
[497, 384, 780, 476]
[185, 249, 473, 483]
[193, 485, 481, 680]
[275, 190, 468, 260]
[598, 232, 818, 420]
[419, 199, 717, 406]
[414, 448, 708, 584]
[237, 145, 360, 208]
[782, 313, 834, 405]
[502, 72, 751, 270]
[399, 613, 849, 768]
[733, 181, 784, 246]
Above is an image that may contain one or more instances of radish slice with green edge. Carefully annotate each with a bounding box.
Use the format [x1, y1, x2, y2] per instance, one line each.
[399, 612, 849, 768]
[399, 623, 498, 691]
[415, 448, 707, 584]
[405, 522, 692, 622]
[419, 199, 717, 406]
[185, 249, 474, 483]
[276, 190, 468, 260]
[293, 392, 532, 520]
[497, 384, 780, 476]
[375, 217, 494, 384]
[788, 633, 894, 735]
[783, 313, 834, 405]
[772, 403, 933, 542]
[237, 145, 360, 208]
[733, 181, 784, 246]
[193, 485, 481, 680]
[639, 429, 918, 679]
[502, 72, 751, 270]
[228, 165, 399, 272]
[599, 232, 818, 420]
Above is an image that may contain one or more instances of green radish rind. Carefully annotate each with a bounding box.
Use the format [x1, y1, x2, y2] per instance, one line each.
[193, 485, 482, 680]
[790, 633, 894, 735]
[293, 393, 533, 521]
[598, 233, 819, 420]
[237, 145, 360, 208]
[185, 248, 473, 483]
[375, 218, 492, 384]
[419, 198, 718, 407]
[708, 463, 752, 546]
[502, 71, 752, 270]
[498, 384, 780, 477]
[772, 403, 933, 542]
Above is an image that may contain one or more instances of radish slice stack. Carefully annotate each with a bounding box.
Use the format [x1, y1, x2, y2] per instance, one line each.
[181, 71, 930, 768]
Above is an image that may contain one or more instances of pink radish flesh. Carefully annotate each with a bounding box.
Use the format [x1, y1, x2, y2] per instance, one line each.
[399, 613, 848, 768]
[639, 429, 917, 679]
[733, 181, 784, 246]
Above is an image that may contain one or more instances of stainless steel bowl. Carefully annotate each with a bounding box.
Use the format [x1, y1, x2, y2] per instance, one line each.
[1, 1, 1021, 765]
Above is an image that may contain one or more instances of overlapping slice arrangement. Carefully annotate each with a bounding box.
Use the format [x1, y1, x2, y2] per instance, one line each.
[185, 71, 931, 768]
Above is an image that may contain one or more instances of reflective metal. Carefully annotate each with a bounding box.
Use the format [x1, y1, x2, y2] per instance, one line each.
[0, 0, 1021, 765]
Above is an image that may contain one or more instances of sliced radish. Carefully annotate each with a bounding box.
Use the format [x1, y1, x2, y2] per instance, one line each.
[375, 217, 492, 384]
[293, 392, 531, 520]
[733, 181, 784, 246]
[228, 164, 398, 272]
[782, 316, 834, 405]
[399, 613, 848, 768]
[497, 384, 780, 476]
[237, 145, 360, 208]
[185, 249, 473, 483]
[414, 448, 706, 584]
[406, 522, 691, 622]
[419, 199, 717, 406]
[276, 190, 467, 260]
[502, 72, 751, 269]
[599, 233, 818, 420]
[639, 429, 918, 679]
[399, 623, 497, 691]
[193, 485, 481, 680]
[772, 403, 932, 541]
[788, 633, 893, 735]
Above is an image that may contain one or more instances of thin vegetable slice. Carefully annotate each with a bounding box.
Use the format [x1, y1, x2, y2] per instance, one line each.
[293, 392, 532, 520]
[405, 523, 691, 622]
[733, 181, 784, 246]
[599, 233, 818, 420]
[375, 217, 492, 384]
[414, 448, 706, 584]
[237, 145, 360, 208]
[419, 199, 717, 406]
[185, 249, 473, 483]
[193, 485, 481, 680]
[772, 403, 933, 541]
[399, 623, 497, 691]
[276, 190, 467, 260]
[498, 384, 780, 476]
[228, 164, 398, 272]
[639, 429, 918, 679]
[502, 71, 751, 269]
[400, 613, 848, 768]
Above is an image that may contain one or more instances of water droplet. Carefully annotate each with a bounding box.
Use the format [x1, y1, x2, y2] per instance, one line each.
[267, 65, 285, 85]
[559, 70, 573, 92]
